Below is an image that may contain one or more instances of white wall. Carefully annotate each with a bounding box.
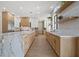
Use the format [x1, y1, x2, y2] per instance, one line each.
[30, 18, 38, 28]
[14, 17, 20, 28]
[59, 2, 79, 33]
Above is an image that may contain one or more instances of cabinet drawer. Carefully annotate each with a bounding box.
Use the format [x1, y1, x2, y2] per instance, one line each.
[50, 37, 56, 50]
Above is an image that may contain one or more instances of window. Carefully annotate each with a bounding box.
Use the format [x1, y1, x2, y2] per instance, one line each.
[52, 13, 59, 31]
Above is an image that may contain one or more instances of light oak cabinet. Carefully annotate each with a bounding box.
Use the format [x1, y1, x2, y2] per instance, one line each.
[20, 17, 30, 27]
[76, 37, 79, 57]
[46, 32, 60, 56]
[2, 11, 8, 33]
[22, 31, 36, 56]
[54, 36, 60, 56]
[2, 11, 14, 33]
[46, 32, 76, 57]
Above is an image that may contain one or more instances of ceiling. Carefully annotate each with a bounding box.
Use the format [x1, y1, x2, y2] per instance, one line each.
[0, 1, 59, 18]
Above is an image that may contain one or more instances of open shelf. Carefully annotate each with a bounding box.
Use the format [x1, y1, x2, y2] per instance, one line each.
[56, 1, 74, 13]
[59, 16, 79, 23]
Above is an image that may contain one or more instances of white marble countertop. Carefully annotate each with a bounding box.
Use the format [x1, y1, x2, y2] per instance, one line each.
[21, 30, 35, 35]
[0, 30, 35, 40]
[47, 30, 79, 37]
[21, 30, 35, 38]
[1, 30, 35, 35]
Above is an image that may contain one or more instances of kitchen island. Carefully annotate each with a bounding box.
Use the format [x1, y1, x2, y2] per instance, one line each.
[0, 30, 36, 57]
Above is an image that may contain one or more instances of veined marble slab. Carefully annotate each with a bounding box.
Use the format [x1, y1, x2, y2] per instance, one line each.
[47, 30, 79, 37]
[0, 30, 35, 57]
[0, 34, 2, 56]
[1, 32, 24, 57]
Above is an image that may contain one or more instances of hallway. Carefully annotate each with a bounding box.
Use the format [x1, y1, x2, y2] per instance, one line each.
[25, 35, 57, 57]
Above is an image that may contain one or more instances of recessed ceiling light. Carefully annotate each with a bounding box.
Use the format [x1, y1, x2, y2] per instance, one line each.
[3, 7, 7, 11]
[36, 6, 40, 10]
[37, 12, 40, 14]
[19, 6, 23, 10]
[3, 7, 6, 10]
[50, 6, 53, 9]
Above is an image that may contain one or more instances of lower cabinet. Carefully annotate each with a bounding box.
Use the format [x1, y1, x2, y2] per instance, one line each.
[60, 37, 76, 57]
[76, 37, 79, 57]
[46, 32, 60, 56]
[23, 32, 36, 56]
[46, 32, 76, 57]
[54, 36, 60, 56]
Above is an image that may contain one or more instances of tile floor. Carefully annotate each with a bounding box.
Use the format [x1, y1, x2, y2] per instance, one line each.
[25, 35, 57, 57]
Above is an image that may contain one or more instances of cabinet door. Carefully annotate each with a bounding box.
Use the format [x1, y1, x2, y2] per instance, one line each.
[50, 34, 54, 47]
[77, 38, 79, 56]
[2, 12, 8, 33]
[49, 34, 55, 49]
[55, 36, 60, 56]
[50, 34, 60, 56]
[47, 32, 49, 39]
[52, 38, 56, 50]
[47, 33, 51, 44]
[23, 37, 30, 55]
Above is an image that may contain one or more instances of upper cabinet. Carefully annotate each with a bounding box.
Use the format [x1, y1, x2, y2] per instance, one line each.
[2, 11, 14, 33]
[20, 17, 30, 27]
